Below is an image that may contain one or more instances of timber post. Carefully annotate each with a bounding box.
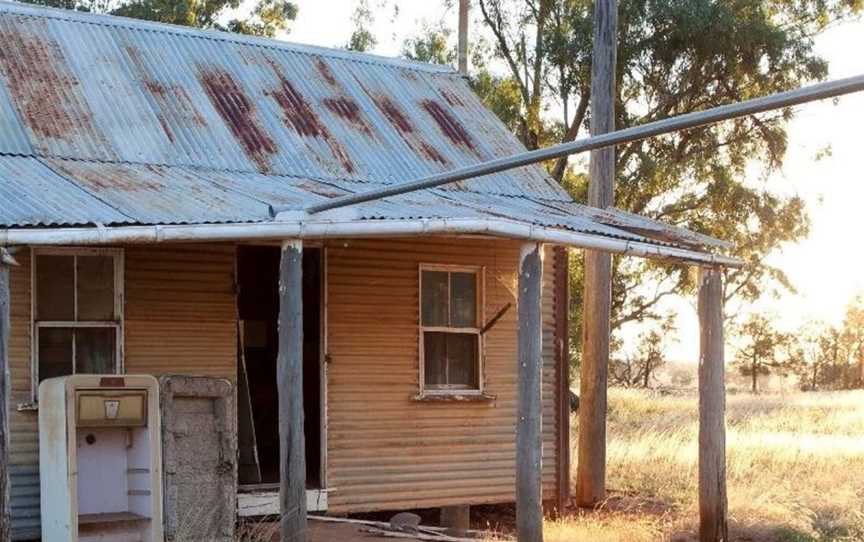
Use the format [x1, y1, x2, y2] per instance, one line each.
[0, 248, 16, 542]
[516, 242, 544, 542]
[277, 240, 307, 542]
[577, 0, 618, 507]
[697, 267, 728, 542]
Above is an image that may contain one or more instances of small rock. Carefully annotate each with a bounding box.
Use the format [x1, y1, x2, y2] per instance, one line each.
[389, 512, 422, 532]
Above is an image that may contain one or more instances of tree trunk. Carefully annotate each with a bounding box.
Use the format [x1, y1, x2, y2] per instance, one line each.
[516, 243, 544, 542]
[576, 0, 618, 508]
[0, 259, 11, 542]
[278, 240, 307, 542]
[698, 268, 728, 542]
[751, 360, 757, 394]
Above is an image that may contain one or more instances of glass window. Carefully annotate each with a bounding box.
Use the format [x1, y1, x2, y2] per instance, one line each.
[33, 250, 123, 390]
[420, 267, 481, 392]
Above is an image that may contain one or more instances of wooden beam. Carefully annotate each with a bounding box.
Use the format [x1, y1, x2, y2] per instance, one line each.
[553, 247, 571, 514]
[697, 268, 728, 542]
[278, 240, 307, 542]
[577, 0, 618, 508]
[516, 242, 544, 542]
[0, 249, 14, 542]
[458, 0, 469, 75]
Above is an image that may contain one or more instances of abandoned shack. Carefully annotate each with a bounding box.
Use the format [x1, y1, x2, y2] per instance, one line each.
[0, 2, 739, 540]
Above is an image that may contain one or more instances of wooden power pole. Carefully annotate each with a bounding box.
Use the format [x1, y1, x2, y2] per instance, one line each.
[698, 268, 728, 541]
[278, 240, 307, 542]
[458, 0, 470, 75]
[576, 0, 618, 507]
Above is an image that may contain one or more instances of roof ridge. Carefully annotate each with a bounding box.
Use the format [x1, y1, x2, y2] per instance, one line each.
[0, 0, 458, 75]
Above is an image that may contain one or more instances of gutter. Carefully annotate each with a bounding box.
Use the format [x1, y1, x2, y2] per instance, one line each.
[0, 218, 743, 268]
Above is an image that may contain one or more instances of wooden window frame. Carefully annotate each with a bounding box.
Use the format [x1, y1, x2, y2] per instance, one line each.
[30, 247, 125, 401]
[418, 263, 486, 396]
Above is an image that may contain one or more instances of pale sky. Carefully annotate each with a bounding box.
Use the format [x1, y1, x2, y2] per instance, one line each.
[281, 1, 863, 361]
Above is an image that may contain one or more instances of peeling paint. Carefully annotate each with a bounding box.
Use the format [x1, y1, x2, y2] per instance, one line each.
[198, 67, 277, 173]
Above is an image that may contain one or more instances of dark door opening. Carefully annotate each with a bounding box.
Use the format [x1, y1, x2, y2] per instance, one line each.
[236, 245, 323, 488]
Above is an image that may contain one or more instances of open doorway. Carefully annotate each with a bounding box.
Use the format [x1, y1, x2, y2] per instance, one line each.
[236, 245, 323, 489]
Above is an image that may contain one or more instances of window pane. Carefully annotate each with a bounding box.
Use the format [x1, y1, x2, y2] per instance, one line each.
[450, 272, 477, 327]
[446, 333, 479, 389]
[77, 256, 115, 321]
[423, 331, 447, 387]
[38, 328, 73, 382]
[76, 328, 116, 374]
[36, 255, 74, 321]
[421, 271, 448, 326]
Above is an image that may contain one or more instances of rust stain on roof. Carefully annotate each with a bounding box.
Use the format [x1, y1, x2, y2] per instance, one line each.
[315, 58, 338, 86]
[421, 99, 475, 150]
[264, 58, 355, 174]
[296, 180, 348, 198]
[198, 67, 277, 173]
[419, 142, 447, 165]
[0, 21, 98, 142]
[49, 160, 165, 193]
[125, 46, 207, 144]
[322, 97, 372, 136]
[439, 88, 465, 107]
[375, 95, 414, 133]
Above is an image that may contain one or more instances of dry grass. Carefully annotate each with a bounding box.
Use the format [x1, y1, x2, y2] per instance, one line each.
[549, 388, 864, 542]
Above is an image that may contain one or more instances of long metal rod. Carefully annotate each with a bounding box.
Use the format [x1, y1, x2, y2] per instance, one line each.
[300, 74, 864, 215]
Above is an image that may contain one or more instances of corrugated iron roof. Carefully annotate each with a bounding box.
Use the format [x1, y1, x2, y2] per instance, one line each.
[0, 1, 730, 253]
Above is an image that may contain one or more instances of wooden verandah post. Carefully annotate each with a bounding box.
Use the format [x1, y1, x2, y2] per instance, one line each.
[277, 240, 307, 542]
[698, 267, 728, 542]
[516, 242, 544, 542]
[0, 248, 15, 542]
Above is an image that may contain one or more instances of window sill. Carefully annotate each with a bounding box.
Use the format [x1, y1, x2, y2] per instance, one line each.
[413, 392, 496, 403]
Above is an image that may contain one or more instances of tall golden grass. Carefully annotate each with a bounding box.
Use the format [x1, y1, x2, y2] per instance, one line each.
[551, 388, 864, 542]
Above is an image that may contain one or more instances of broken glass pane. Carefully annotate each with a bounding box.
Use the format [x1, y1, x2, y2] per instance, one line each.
[423, 331, 447, 387]
[36, 255, 74, 321]
[450, 272, 477, 328]
[77, 256, 115, 321]
[38, 327, 73, 381]
[76, 328, 116, 374]
[421, 271, 448, 326]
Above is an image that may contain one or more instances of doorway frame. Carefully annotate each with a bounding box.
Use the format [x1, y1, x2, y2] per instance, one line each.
[235, 242, 329, 511]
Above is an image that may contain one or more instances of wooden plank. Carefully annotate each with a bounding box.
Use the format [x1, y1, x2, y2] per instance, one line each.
[0, 250, 13, 542]
[553, 247, 570, 513]
[577, 0, 618, 508]
[516, 243, 543, 542]
[697, 268, 728, 542]
[278, 240, 307, 542]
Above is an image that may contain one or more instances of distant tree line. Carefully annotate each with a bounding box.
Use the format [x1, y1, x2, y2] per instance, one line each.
[735, 296, 864, 393]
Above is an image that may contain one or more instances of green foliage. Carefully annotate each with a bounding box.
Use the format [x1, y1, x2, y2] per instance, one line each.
[466, 0, 861, 366]
[346, 0, 378, 52]
[793, 295, 864, 391]
[734, 313, 794, 393]
[22, 0, 298, 37]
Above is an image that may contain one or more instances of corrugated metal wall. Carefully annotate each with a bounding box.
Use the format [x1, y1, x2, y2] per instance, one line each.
[8, 250, 39, 540]
[8, 239, 564, 536]
[325, 238, 561, 512]
[7, 244, 237, 540]
[124, 244, 236, 380]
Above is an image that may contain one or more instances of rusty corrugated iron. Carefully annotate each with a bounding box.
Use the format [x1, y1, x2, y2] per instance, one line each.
[0, 1, 567, 204]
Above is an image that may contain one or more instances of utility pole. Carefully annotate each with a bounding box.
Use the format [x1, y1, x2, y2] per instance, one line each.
[576, 0, 617, 507]
[458, 0, 470, 75]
